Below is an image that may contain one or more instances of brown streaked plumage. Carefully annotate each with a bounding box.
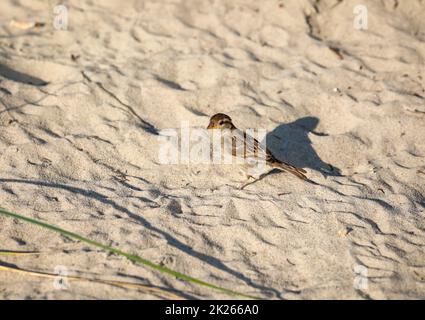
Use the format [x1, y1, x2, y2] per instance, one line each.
[207, 113, 307, 188]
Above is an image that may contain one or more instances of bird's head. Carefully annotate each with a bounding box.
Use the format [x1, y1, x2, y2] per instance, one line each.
[207, 113, 235, 130]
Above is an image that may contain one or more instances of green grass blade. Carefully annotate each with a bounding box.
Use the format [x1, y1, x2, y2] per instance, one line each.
[0, 250, 40, 256]
[0, 207, 260, 299]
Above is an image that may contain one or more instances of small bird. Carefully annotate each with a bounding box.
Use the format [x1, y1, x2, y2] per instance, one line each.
[207, 113, 307, 189]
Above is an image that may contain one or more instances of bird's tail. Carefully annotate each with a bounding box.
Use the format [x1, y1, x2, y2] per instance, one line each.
[272, 161, 307, 180]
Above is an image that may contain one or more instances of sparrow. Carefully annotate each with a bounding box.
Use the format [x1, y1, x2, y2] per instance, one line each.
[207, 113, 307, 188]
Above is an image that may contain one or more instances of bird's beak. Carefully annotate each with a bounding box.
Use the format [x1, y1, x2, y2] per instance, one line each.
[207, 122, 214, 129]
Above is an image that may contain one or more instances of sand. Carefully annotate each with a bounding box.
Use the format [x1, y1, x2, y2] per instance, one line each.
[0, 0, 424, 299]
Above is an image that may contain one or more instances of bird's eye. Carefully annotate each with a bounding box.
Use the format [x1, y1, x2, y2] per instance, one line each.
[218, 120, 224, 125]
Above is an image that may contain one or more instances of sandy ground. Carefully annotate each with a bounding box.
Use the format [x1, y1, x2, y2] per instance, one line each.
[0, 0, 424, 299]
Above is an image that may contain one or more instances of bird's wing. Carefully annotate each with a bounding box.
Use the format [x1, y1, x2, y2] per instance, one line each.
[229, 129, 308, 180]
[231, 129, 274, 162]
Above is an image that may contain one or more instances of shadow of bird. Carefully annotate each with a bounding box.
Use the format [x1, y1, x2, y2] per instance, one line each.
[265, 117, 342, 178]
